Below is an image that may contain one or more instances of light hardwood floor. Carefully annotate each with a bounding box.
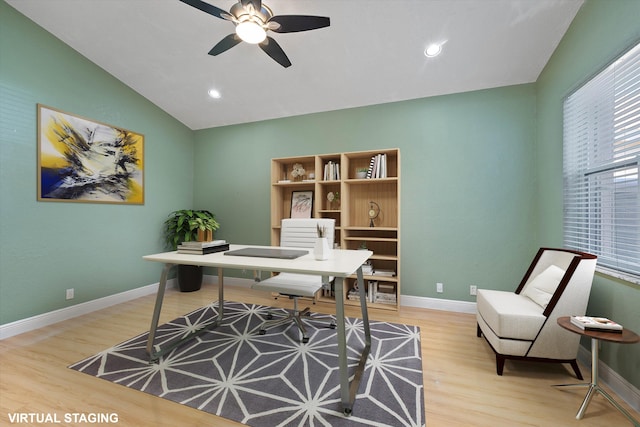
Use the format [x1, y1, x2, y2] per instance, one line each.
[1, 284, 638, 426]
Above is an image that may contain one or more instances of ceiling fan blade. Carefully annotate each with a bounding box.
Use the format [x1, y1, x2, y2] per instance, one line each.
[268, 15, 330, 33]
[208, 34, 242, 56]
[259, 37, 292, 68]
[180, 0, 228, 20]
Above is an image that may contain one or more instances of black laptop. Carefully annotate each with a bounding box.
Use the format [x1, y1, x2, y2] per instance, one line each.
[224, 247, 308, 259]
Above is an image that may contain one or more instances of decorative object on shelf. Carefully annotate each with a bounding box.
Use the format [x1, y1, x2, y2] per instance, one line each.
[368, 201, 380, 227]
[291, 163, 306, 181]
[37, 104, 144, 204]
[355, 168, 368, 179]
[163, 209, 221, 292]
[327, 191, 340, 209]
[290, 190, 313, 218]
[314, 223, 330, 260]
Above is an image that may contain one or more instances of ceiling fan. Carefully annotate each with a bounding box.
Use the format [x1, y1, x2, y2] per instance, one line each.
[180, 0, 330, 68]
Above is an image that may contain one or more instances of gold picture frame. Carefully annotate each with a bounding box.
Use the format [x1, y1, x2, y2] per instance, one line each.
[37, 104, 144, 204]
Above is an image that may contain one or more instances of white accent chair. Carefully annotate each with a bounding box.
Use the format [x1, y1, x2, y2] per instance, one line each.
[252, 218, 336, 343]
[476, 248, 597, 378]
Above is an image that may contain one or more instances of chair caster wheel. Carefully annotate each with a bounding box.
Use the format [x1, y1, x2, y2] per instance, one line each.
[302, 337, 309, 343]
[343, 407, 352, 416]
[329, 323, 336, 329]
[266, 314, 273, 320]
[259, 330, 266, 335]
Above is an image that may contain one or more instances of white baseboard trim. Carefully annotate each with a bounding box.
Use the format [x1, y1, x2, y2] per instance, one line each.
[0, 275, 254, 340]
[400, 294, 477, 314]
[577, 345, 640, 412]
[0, 280, 176, 340]
[2, 280, 637, 413]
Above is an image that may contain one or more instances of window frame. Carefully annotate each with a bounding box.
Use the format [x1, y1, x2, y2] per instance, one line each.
[562, 40, 640, 285]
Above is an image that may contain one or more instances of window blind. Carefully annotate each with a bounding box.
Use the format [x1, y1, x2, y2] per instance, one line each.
[563, 41, 640, 281]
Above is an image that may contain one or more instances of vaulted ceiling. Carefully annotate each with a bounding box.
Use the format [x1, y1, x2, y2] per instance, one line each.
[6, 0, 583, 130]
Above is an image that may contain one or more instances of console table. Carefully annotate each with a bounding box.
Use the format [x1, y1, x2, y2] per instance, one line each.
[555, 316, 639, 425]
[143, 244, 373, 415]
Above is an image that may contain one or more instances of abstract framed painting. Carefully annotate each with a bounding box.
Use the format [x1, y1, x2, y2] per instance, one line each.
[290, 190, 313, 218]
[37, 104, 144, 204]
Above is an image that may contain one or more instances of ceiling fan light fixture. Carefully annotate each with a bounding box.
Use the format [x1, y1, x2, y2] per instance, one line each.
[236, 21, 266, 44]
[424, 43, 442, 58]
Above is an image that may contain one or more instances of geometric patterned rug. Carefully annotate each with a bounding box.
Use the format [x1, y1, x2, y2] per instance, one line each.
[70, 301, 424, 426]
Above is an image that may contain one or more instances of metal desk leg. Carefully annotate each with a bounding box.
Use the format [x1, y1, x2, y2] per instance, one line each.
[146, 265, 226, 362]
[146, 263, 174, 360]
[216, 267, 224, 321]
[336, 267, 371, 415]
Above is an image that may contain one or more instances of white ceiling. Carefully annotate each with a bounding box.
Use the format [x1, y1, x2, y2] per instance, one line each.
[6, 0, 583, 130]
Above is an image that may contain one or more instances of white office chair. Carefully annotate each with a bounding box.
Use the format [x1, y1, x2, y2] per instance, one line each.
[252, 218, 336, 343]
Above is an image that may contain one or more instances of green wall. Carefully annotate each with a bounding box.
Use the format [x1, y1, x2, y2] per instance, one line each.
[193, 85, 538, 296]
[536, 0, 640, 390]
[0, 1, 195, 324]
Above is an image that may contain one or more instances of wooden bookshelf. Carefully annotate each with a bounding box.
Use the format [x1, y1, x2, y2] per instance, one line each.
[271, 149, 401, 310]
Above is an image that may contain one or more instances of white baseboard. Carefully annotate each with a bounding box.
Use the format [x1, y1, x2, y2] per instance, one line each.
[0, 279, 176, 340]
[400, 294, 477, 314]
[2, 280, 637, 413]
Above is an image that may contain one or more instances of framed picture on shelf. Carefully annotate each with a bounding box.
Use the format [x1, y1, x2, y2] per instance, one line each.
[291, 190, 313, 218]
[37, 104, 144, 204]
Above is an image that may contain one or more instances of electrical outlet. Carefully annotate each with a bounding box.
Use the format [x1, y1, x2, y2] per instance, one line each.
[65, 288, 74, 300]
[436, 282, 444, 293]
[470, 285, 477, 296]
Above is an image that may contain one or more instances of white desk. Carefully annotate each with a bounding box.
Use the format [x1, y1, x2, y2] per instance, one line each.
[143, 244, 373, 415]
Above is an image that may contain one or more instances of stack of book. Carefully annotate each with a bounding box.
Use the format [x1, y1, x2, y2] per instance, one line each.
[177, 240, 229, 255]
[570, 316, 623, 333]
[365, 153, 388, 179]
[323, 161, 340, 180]
[372, 268, 396, 277]
[347, 281, 397, 305]
[374, 283, 397, 305]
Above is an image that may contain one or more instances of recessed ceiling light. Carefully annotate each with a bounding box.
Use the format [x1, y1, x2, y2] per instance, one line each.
[208, 89, 221, 99]
[424, 43, 442, 58]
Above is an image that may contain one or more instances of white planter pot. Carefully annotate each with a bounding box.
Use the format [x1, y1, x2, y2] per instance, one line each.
[314, 237, 331, 260]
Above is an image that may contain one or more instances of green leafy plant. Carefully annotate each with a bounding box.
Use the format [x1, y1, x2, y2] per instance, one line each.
[163, 209, 220, 249]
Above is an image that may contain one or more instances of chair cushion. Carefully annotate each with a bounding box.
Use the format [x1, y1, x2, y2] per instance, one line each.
[476, 289, 546, 340]
[522, 265, 565, 308]
[251, 273, 325, 297]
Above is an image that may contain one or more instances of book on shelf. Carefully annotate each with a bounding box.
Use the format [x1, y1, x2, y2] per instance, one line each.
[323, 161, 340, 181]
[177, 243, 230, 255]
[361, 261, 373, 276]
[322, 282, 334, 297]
[179, 240, 227, 248]
[372, 269, 396, 277]
[365, 153, 388, 179]
[347, 281, 396, 305]
[570, 316, 623, 332]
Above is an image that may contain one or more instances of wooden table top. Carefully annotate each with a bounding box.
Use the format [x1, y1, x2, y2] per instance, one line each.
[557, 316, 640, 344]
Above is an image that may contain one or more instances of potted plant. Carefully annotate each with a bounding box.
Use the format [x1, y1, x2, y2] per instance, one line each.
[163, 209, 220, 292]
[355, 168, 368, 179]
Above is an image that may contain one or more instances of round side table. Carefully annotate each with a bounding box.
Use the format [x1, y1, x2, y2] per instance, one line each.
[555, 316, 639, 425]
